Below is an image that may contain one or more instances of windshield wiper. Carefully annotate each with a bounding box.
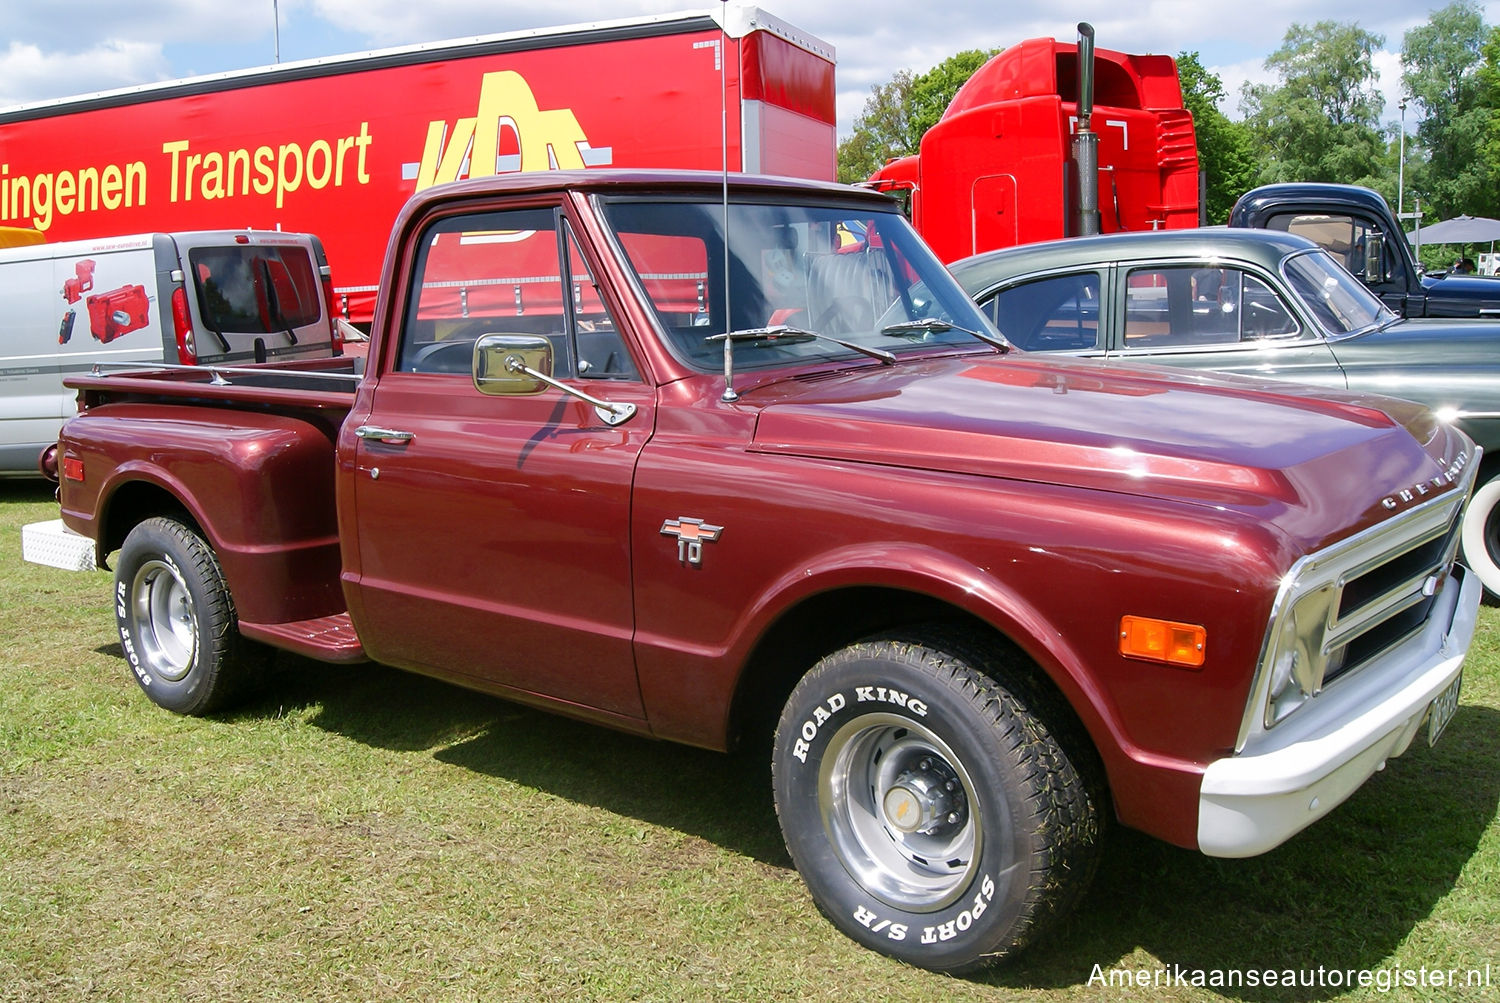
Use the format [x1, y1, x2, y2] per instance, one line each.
[258, 257, 299, 346]
[881, 318, 1012, 353]
[710, 325, 897, 365]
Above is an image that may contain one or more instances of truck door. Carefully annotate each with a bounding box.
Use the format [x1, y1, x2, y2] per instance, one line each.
[971, 174, 1019, 256]
[348, 205, 653, 719]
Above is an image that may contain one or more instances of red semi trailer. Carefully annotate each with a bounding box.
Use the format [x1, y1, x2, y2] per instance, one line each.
[867, 26, 1200, 263]
[0, 6, 835, 323]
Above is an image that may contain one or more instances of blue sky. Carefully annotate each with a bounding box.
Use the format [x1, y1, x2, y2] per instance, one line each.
[1, 1, 1492, 135]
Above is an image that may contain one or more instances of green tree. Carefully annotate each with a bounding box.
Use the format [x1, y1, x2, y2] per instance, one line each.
[836, 70, 915, 183]
[1479, 26, 1500, 220]
[1240, 21, 1387, 187]
[1404, 1, 1493, 219]
[835, 50, 998, 183]
[1176, 51, 1258, 222]
[908, 49, 998, 143]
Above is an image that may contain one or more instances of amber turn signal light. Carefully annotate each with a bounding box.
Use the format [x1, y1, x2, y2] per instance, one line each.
[1119, 615, 1206, 668]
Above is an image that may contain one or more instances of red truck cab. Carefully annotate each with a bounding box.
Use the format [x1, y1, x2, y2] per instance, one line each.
[868, 35, 1199, 262]
[34, 171, 1480, 973]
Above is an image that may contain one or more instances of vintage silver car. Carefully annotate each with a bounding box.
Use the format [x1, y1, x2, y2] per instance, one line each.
[949, 228, 1500, 595]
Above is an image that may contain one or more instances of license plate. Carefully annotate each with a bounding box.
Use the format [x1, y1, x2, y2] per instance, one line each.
[1427, 673, 1462, 747]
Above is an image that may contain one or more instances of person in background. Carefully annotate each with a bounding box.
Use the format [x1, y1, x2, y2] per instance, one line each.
[1453, 257, 1477, 274]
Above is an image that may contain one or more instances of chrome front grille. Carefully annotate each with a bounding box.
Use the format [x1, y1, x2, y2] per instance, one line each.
[1326, 505, 1463, 684]
[1237, 464, 1476, 752]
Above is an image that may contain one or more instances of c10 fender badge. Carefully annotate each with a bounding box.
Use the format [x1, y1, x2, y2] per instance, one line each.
[661, 517, 723, 567]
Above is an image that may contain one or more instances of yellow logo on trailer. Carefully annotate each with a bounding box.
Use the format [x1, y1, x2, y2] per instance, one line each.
[415, 71, 607, 190]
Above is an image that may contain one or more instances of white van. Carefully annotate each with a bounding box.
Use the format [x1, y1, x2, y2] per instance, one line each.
[0, 230, 343, 474]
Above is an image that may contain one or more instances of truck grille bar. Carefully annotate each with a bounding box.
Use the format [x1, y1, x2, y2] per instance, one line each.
[1237, 458, 1478, 751]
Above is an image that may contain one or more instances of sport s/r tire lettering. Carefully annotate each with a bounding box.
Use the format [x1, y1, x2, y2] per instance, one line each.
[113, 516, 262, 715]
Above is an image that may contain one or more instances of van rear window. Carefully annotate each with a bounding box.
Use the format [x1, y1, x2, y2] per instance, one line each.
[190, 246, 321, 334]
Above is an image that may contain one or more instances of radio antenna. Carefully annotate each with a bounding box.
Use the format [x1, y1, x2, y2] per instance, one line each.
[719, 1, 737, 401]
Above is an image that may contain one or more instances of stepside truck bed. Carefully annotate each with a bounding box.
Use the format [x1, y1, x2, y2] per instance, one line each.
[57, 355, 365, 661]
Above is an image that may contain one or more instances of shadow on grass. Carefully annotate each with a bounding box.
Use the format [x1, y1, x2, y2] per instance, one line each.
[990, 705, 1500, 1001]
[0, 480, 57, 504]
[227, 654, 1497, 997]
[234, 655, 790, 867]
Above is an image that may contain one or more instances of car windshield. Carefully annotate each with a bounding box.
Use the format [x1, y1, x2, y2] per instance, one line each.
[597, 196, 1002, 371]
[1283, 248, 1397, 336]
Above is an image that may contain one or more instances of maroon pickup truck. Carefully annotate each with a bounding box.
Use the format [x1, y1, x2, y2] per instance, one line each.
[29, 171, 1481, 973]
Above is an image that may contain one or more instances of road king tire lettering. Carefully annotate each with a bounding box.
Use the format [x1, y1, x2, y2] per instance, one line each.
[791, 691, 847, 763]
[855, 685, 928, 716]
[773, 634, 1103, 971]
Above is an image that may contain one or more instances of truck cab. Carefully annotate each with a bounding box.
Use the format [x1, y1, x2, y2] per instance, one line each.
[1228, 182, 1500, 318]
[866, 34, 1199, 263]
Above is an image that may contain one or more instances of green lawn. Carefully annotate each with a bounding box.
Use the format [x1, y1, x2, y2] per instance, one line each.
[2, 479, 1495, 1002]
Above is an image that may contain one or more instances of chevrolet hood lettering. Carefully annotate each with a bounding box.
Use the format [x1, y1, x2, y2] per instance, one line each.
[1381, 451, 1470, 510]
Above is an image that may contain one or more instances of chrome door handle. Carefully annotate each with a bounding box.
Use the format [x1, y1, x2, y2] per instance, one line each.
[354, 425, 414, 444]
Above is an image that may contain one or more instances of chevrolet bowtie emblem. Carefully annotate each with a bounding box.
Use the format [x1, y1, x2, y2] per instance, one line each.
[661, 517, 723, 567]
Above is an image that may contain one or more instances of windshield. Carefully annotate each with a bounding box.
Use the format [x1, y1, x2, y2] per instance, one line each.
[1283, 248, 1396, 336]
[597, 196, 1002, 370]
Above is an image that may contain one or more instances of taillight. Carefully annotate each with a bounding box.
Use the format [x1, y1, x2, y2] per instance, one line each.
[171, 286, 196, 365]
[322, 274, 343, 356]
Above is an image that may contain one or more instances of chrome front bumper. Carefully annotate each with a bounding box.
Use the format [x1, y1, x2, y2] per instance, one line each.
[1197, 563, 1479, 858]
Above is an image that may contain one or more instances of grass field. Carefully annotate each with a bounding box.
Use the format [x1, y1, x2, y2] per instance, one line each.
[1, 478, 1496, 1002]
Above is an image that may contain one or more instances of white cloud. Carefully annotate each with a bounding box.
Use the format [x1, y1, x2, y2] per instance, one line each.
[0, 40, 170, 110]
[0, 1, 270, 52]
[302, 0, 675, 46]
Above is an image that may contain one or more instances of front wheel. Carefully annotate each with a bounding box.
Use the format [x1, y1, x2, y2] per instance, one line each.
[114, 516, 259, 715]
[1460, 477, 1500, 598]
[771, 630, 1101, 973]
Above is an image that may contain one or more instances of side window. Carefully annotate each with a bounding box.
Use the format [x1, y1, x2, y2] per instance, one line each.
[984, 272, 1101, 351]
[1123, 266, 1297, 348]
[1266, 212, 1379, 281]
[564, 226, 636, 379]
[398, 208, 635, 380]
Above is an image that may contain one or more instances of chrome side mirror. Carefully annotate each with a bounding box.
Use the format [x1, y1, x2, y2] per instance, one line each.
[472, 332, 636, 426]
[473, 334, 553, 395]
[1364, 233, 1385, 283]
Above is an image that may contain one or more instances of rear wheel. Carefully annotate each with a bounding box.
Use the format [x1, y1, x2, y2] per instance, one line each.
[771, 629, 1101, 973]
[114, 516, 259, 715]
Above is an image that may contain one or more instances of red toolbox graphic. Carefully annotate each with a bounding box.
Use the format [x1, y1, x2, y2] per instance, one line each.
[61, 259, 95, 303]
[86, 284, 150, 343]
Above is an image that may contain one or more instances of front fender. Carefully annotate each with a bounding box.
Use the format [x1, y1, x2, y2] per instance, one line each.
[633, 538, 1206, 837]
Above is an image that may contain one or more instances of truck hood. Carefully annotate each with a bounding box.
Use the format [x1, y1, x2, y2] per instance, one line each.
[1419, 273, 1500, 316]
[744, 354, 1473, 542]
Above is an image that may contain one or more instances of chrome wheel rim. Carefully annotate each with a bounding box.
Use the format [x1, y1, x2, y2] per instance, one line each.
[130, 559, 197, 683]
[818, 713, 983, 912]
